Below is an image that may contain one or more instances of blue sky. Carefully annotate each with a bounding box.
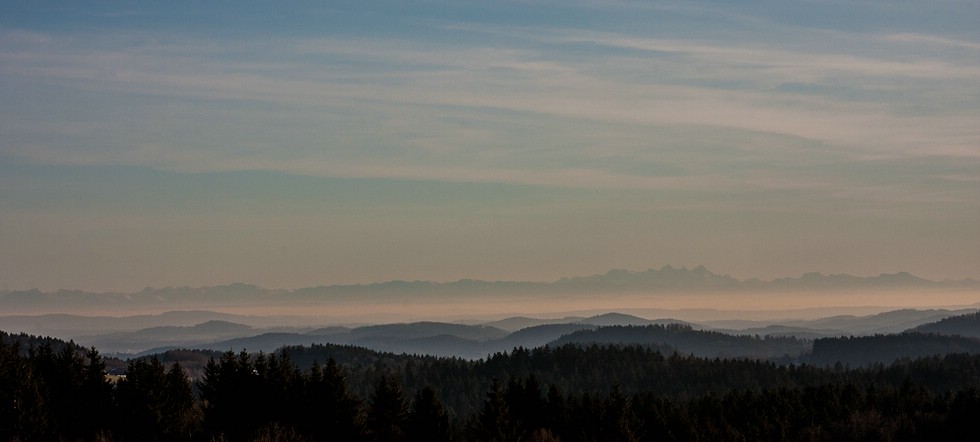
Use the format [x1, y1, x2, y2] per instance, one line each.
[1, 1, 978, 292]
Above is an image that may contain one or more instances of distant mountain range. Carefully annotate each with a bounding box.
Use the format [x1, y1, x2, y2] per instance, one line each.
[2, 266, 976, 315]
[8, 308, 980, 367]
[5, 308, 975, 361]
[67, 312, 672, 358]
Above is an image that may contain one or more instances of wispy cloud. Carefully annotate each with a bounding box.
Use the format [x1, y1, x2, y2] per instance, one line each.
[881, 33, 980, 51]
[3, 23, 977, 207]
[1, 1, 978, 290]
[1, 3, 978, 204]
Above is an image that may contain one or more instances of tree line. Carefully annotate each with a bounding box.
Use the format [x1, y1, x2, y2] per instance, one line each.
[5, 329, 980, 440]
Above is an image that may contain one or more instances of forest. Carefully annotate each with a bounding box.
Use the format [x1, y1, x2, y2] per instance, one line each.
[4, 328, 980, 441]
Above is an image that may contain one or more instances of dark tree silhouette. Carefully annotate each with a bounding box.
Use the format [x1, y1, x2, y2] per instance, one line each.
[199, 350, 259, 440]
[407, 385, 452, 441]
[366, 375, 409, 441]
[473, 378, 512, 441]
[115, 357, 195, 441]
[300, 358, 364, 440]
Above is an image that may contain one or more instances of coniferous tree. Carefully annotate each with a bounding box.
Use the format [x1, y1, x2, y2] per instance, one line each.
[79, 347, 114, 439]
[543, 384, 568, 437]
[505, 375, 547, 438]
[250, 351, 303, 432]
[366, 375, 408, 441]
[601, 385, 637, 442]
[407, 385, 452, 442]
[0, 336, 21, 440]
[474, 379, 511, 442]
[301, 358, 364, 440]
[53, 343, 88, 439]
[164, 361, 198, 437]
[115, 356, 195, 441]
[18, 341, 90, 440]
[0, 336, 47, 441]
[199, 350, 260, 440]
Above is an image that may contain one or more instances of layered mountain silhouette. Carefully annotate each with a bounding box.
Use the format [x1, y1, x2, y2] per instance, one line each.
[69, 313, 666, 358]
[7, 309, 980, 368]
[2, 266, 974, 315]
[912, 312, 980, 338]
[12, 308, 969, 362]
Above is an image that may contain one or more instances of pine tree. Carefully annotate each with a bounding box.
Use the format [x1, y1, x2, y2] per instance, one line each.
[601, 385, 637, 442]
[199, 350, 262, 439]
[505, 374, 547, 438]
[366, 375, 408, 441]
[115, 356, 194, 441]
[407, 385, 452, 442]
[301, 358, 364, 440]
[474, 379, 511, 442]
[79, 347, 114, 439]
[0, 336, 45, 441]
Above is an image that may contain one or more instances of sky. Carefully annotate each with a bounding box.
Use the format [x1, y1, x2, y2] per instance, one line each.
[1, 1, 978, 293]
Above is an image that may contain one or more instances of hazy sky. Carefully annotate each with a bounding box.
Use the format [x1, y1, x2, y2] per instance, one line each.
[1, 1, 978, 292]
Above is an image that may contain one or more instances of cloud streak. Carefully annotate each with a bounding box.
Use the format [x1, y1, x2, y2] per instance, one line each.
[0, 1, 977, 290]
[3, 23, 977, 205]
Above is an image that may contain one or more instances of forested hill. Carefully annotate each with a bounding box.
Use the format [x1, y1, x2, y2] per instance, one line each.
[808, 333, 980, 367]
[550, 323, 980, 368]
[550, 324, 808, 361]
[0, 330, 84, 356]
[7, 327, 980, 441]
[0, 330, 129, 373]
[913, 311, 980, 338]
